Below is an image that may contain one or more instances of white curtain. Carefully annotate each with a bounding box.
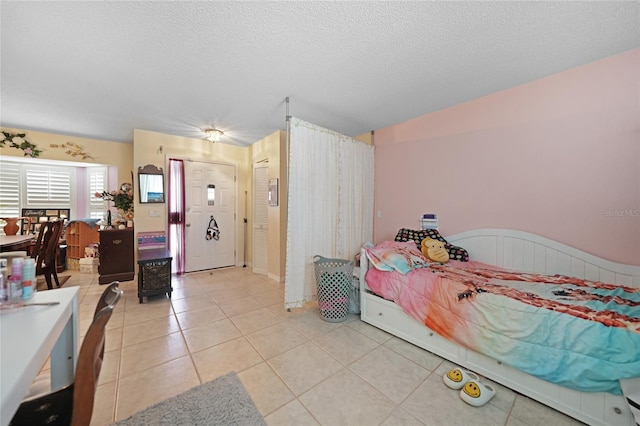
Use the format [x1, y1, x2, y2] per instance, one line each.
[285, 117, 374, 309]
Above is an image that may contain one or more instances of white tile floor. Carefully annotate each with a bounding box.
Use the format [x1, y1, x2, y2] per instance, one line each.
[43, 267, 584, 425]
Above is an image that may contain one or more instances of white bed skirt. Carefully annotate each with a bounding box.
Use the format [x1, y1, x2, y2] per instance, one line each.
[359, 228, 640, 426]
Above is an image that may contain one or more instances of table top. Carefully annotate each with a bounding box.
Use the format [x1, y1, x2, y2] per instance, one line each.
[0, 234, 34, 247]
[0, 234, 35, 254]
[0, 286, 79, 426]
[138, 248, 172, 263]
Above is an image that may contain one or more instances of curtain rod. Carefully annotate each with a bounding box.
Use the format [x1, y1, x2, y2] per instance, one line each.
[285, 96, 291, 122]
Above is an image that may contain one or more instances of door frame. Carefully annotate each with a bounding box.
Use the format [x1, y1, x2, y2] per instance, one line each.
[252, 161, 269, 275]
[176, 157, 239, 272]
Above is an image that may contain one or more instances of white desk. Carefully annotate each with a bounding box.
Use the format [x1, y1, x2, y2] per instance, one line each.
[0, 286, 79, 426]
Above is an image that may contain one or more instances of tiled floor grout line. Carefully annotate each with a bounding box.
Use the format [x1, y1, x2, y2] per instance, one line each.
[112, 321, 124, 423]
[175, 306, 207, 387]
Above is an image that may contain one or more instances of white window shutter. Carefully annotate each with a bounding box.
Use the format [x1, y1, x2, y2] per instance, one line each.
[25, 167, 72, 206]
[0, 163, 21, 217]
[88, 167, 108, 219]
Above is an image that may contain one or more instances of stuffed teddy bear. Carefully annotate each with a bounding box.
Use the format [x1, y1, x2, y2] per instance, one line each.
[421, 237, 449, 263]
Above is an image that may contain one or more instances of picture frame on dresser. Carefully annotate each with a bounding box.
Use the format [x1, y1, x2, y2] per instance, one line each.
[20, 208, 70, 235]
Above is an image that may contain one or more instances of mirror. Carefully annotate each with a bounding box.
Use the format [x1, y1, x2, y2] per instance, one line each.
[138, 164, 165, 203]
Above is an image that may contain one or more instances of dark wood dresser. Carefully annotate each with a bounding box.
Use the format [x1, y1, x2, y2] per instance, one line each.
[99, 228, 134, 284]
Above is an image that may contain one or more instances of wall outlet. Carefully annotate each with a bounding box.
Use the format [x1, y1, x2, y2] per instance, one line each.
[149, 210, 160, 217]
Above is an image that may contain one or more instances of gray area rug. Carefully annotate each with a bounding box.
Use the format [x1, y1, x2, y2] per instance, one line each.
[113, 372, 265, 426]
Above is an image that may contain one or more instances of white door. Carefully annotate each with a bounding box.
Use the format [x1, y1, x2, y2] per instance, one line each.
[253, 163, 268, 275]
[184, 160, 236, 272]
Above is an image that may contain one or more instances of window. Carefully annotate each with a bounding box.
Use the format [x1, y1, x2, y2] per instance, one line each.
[0, 160, 117, 221]
[0, 161, 75, 219]
[88, 167, 108, 219]
[0, 163, 20, 217]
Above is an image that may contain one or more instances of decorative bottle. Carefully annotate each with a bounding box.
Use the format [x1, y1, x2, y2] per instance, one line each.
[22, 258, 36, 300]
[0, 259, 7, 303]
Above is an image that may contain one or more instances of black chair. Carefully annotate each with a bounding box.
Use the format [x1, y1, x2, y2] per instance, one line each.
[9, 285, 123, 426]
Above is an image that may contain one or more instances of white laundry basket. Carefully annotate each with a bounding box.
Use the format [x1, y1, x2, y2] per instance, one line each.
[313, 255, 353, 322]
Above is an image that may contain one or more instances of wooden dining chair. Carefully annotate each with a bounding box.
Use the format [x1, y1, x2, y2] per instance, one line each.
[9, 286, 123, 426]
[93, 281, 120, 359]
[94, 281, 121, 317]
[30, 220, 65, 289]
[18, 282, 123, 405]
[19, 217, 34, 235]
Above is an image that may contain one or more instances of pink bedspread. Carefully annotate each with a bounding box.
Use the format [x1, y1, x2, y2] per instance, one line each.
[366, 260, 493, 343]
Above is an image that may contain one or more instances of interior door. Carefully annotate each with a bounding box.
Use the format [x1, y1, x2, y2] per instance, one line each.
[252, 163, 268, 275]
[184, 160, 236, 272]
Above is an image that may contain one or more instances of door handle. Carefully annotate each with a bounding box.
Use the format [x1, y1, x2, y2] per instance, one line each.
[186, 223, 191, 227]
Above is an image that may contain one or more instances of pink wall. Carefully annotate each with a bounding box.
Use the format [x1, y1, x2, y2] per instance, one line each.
[374, 49, 640, 265]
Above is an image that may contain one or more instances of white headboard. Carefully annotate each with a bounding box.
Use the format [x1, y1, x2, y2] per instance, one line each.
[447, 229, 640, 289]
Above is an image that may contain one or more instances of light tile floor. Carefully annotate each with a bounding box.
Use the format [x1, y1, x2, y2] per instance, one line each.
[43, 267, 583, 425]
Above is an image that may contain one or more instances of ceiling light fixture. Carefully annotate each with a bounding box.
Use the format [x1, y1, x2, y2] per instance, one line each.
[204, 128, 224, 142]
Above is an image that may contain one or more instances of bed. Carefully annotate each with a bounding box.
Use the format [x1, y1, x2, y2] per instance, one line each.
[359, 228, 640, 426]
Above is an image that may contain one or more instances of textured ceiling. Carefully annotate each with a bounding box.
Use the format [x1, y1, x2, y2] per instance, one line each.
[1, 1, 639, 147]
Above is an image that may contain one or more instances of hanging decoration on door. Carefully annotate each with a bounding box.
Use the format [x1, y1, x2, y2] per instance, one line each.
[206, 215, 220, 241]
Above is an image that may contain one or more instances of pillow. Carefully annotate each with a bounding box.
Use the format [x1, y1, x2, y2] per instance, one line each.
[365, 240, 430, 274]
[394, 228, 469, 262]
[446, 244, 469, 262]
[395, 228, 444, 246]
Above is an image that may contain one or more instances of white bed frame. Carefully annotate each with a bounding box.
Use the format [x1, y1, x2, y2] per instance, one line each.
[359, 228, 640, 426]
